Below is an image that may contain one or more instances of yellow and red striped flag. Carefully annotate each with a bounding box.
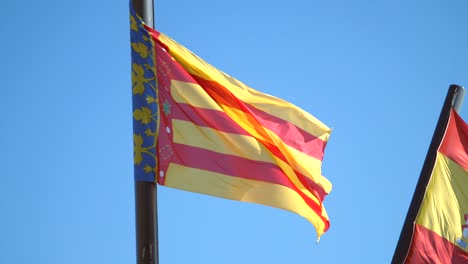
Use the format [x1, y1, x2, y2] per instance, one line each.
[130, 6, 332, 238]
[404, 109, 468, 263]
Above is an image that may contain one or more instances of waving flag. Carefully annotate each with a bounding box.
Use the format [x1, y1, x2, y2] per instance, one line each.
[404, 109, 468, 263]
[130, 4, 332, 238]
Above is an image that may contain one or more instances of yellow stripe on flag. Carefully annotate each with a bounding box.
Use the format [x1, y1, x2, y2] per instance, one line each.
[164, 163, 329, 237]
[172, 119, 324, 204]
[171, 80, 224, 111]
[416, 152, 468, 242]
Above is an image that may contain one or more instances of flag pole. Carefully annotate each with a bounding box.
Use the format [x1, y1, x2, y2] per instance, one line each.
[453, 86, 466, 113]
[392, 84, 465, 263]
[133, 1, 158, 264]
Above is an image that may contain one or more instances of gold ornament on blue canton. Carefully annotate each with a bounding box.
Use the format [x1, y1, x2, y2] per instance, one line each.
[130, 9, 159, 182]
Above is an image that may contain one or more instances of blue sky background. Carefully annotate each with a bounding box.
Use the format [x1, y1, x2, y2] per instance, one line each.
[3, 0, 468, 263]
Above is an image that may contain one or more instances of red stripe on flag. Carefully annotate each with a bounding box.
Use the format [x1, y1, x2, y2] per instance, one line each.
[192, 76, 327, 161]
[405, 224, 468, 263]
[171, 143, 329, 227]
[173, 104, 249, 136]
[439, 109, 468, 170]
[248, 103, 327, 161]
[171, 104, 329, 200]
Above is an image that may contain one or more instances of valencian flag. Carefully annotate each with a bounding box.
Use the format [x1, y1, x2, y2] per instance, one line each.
[403, 108, 468, 263]
[130, 4, 332, 238]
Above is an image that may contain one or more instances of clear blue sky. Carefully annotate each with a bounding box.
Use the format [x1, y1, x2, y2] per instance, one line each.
[3, 0, 468, 263]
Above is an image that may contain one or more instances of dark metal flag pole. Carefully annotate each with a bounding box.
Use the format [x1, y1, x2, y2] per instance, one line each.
[135, 181, 158, 264]
[133, 0, 154, 31]
[133, 0, 158, 263]
[392, 84, 465, 263]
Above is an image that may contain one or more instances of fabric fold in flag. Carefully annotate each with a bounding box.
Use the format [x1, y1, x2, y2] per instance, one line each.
[404, 109, 468, 263]
[130, 2, 333, 239]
